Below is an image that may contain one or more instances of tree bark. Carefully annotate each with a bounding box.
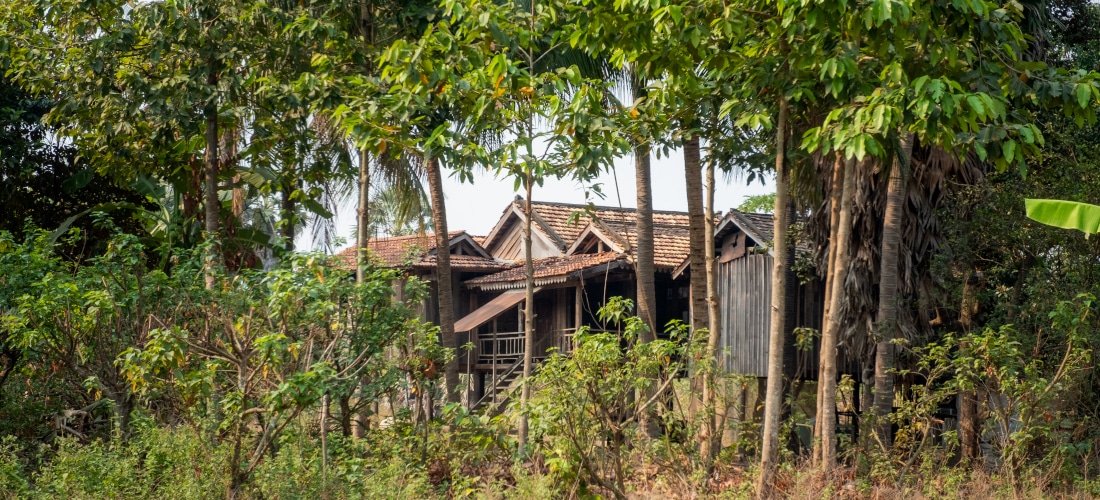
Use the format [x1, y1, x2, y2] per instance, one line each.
[813, 152, 846, 466]
[281, 174, 296, 252]
[634, 143, 657, 342]
[684, 133, 711, 458]
[633, 139, 659, 439]
[873, 134, 914, 449]
[684, 135, 708, 335]
[353, 148, 371, 438]
[704, 145, 721, 359]
[816, 156, 856, 470]
[757, 95, 790, 497]
[357, 149, 371, 282]
[958, 269, 980, 461]
[702, 137, 723, 464]
[203, 73, 220, 290]
[519, 180, 535, 447]
[426, 157, 459, 404]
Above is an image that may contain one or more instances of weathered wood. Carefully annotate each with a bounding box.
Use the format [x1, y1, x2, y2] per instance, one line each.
[717, 253, 827, 378]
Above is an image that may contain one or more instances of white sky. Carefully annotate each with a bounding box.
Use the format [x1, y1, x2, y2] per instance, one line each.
[315, 146, 774, 251]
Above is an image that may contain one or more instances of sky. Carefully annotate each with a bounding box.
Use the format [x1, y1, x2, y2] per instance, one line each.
[313, 147, 775, 251]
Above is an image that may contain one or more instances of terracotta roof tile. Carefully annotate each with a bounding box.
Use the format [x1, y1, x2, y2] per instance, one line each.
[529, 200, 694, 244]
[464, 252, 624, 287]
[335, 232, 509, 271]
[412, 254, 516, 271]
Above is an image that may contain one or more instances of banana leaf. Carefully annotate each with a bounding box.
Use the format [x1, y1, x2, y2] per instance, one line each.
[1024, 198, 1100, 235]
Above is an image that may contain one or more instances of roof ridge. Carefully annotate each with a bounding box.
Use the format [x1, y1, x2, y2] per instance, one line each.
[530, 199, 691, 216]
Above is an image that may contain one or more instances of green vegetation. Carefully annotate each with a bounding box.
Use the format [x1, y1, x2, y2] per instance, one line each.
[2, 0, 1100, 498]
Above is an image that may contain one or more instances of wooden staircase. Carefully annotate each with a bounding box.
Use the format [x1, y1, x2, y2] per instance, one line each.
[472, 332, 567, 414]
[472, 358, 524, 414]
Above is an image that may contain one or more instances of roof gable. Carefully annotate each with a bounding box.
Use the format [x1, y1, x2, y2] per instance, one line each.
[480, 199, 568, 257]
[715, 210, 774, 249]
[565, 221, 627, 255]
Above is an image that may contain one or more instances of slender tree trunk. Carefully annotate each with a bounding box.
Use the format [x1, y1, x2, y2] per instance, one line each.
[203, 79, 220, 290]
[281, 174, 296, 252]
[757, 95, 790, 497]
[353, 148, 371, 438]
[704, 148, 721, 357]
[873, 134, 913, 449]
[426, 157, 459, 403]
[958, 269, 979, 461]
[702, 138, 723, 464]
[817, 156, 856, 470]
[357, 149, 371, 282]
[520, 179, 535, 448]
[684, 135, 708, 335]
[813, 153, 846, 466]
[684, 134, 713, 459]
[320, 392, 330, 481]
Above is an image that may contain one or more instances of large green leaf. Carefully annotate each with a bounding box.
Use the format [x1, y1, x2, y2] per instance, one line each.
[1024, 199, 1100, 234]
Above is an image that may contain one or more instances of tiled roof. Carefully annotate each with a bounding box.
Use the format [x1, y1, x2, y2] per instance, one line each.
[464, 252, 625, 288]
[412, 254, 516, 271]
[529, 200, 693, 245]
[598, 222, 692, 269]
[335, 232, 509, 271]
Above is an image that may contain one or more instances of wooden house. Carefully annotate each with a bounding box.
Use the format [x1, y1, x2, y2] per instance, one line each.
[337, 200, 844, 414]
[339, 198, 694, 408]
[670, 210, 827, 381]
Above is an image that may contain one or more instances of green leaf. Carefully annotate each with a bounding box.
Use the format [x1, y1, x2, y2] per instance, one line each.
[1024, 199, 1100, 235]
[61, 169, 94, 193]
[301, 199, 334, 219]
[131, 175, 165, 199]
[1003, 140, 1016, 163]
[1076, 83, 1092, 108]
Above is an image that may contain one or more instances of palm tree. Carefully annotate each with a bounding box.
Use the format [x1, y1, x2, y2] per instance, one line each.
[872, 133, 914, 447]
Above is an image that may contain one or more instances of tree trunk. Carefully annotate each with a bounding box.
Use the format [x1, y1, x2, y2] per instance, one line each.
[203, 84, 220, 290]
[756, 95, 790, 497]
[684, 135, 708, 335]
[357, 149, 371, 282]
[873, 134, 913, 449]
[702, 137, 723, 464]
[813, 152, 846, 467]
[817, 156, 857, 470]
[281, 176, 296, 252]
[958, 269, 980, 461]
[684, 134, 713, 460]
[633, 140, 660, 438]
[704, 145, 721, 356]
[353, 148, 371, 438]
[426, 157, 459, 404]
[634, 143, 658, 342]
[519, 180, 535, 448]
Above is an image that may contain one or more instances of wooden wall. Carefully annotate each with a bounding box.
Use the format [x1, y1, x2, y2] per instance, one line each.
[718, 253, 773, 376]
[717, 253, 828, 378]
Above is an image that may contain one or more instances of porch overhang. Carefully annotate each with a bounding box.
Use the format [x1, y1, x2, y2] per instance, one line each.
[454, 288, 536, 333]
